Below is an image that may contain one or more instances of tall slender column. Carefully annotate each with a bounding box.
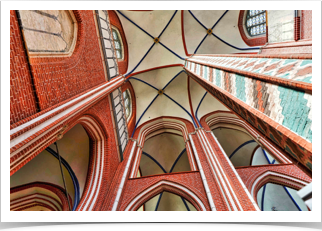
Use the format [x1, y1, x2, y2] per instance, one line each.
[199, 128, 260, 211]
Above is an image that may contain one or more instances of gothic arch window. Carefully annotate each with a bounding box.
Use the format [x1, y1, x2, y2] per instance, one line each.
[245, 10, 266, 37]
[112, 27, 123, 59]
[18, 10, 78, 57]
[123, 89, 132, 120]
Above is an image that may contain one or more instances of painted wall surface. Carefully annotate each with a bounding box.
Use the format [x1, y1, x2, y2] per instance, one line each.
[48, 124, 89, 198]
[10, 150, 75, 204]
[268, 10, 294, 43]
[213, 127, 258, 167]
[10, 187, 63, 211]
[141, 133, 189, 176]
[252, 147, 279, 166]
[143, 192, 196, 211]
[257, 183, 308, 211]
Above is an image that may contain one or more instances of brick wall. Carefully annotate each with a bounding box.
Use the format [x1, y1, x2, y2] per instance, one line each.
[301, 10, 312, 40]
[236, 164, 312, 192]
[118, 172, 210, 211]
[27, 11, 106, 111]
[10, 10, 38, 125]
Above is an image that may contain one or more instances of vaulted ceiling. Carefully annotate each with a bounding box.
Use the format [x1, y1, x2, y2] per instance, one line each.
[117, 10, 256, 132]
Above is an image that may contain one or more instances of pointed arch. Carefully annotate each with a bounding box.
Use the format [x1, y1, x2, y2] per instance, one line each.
[70, 115, 107, 211]
[124, 180, 207, 211]
[10, 182, 71, 211]
[250, 170, 310, 206]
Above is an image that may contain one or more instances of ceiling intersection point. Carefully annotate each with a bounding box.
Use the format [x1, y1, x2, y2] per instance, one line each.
[154, 37, 160, 43]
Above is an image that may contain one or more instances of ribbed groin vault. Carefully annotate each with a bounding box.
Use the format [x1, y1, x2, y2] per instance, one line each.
[10, 10, 312, 212]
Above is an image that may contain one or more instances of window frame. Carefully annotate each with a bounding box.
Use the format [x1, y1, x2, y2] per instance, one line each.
[111, 26, 124, 60]
[245, 10, 267, 37]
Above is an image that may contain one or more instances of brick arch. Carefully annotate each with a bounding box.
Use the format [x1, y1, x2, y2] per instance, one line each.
[10, 182, 71, 211]
[129, 116, 198, 177]
[249, 170, 310, 206]
[133, 116, 196, 141]
[235, 164, 311, 197]
[123, 180, 208, 211]
[200, 110, 292, 165]
[69, 115, 109, 211]
[238, 10, 266, 47]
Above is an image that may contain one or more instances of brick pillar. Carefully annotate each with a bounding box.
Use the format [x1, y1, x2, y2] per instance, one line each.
[294, 16, 301, 41]
[192, 128, 259, 211]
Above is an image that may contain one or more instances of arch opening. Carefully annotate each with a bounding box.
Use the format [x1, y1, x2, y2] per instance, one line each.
[212, 127, 279, 168]
[124, 180, 207, 211]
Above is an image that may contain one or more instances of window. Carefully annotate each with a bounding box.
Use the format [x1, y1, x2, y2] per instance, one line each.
[112, 28, 123, 59]
[123, 89, 131, 120]
[245, 10, 266, 37]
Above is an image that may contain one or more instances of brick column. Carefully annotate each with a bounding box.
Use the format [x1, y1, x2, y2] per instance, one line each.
[192, 128, 259, 211]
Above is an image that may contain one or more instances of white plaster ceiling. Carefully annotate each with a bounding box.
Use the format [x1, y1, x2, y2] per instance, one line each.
[130, 66, 193, 127]
[189, 77, 230, 121]
[184, 10, 258, 54]
[118, 10, 260, 129]
[117, 10, 185, 73]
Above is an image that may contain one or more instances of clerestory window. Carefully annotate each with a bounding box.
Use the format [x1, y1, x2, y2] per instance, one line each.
[112, 28, 123, 59]
[245, 10, 266, 37]
[123, 89, 131, 120]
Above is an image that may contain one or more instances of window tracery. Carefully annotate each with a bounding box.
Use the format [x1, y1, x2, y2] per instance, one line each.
[246, 10, 266, 36]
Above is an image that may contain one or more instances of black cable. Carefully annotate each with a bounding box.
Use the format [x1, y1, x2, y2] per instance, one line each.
[54, 142, 72, 211]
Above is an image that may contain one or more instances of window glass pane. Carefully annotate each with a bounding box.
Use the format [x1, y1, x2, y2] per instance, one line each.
[246, 10, 266, 36]
[116, 50, 121, 59]
[112, 30, 118, 40]
[115, 41, 120, 49]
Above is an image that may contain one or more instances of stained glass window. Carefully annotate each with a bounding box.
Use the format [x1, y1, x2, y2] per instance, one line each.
[246, 10, 266, 36]
[123, 89, 131, 119]
[112, 28, 123, 59]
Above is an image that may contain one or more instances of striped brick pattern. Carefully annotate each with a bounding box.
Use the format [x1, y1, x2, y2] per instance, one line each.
[186, 59, 312, 143]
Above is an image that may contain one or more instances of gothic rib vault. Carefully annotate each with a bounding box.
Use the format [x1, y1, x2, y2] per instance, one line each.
[9, 10, 313, 213]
